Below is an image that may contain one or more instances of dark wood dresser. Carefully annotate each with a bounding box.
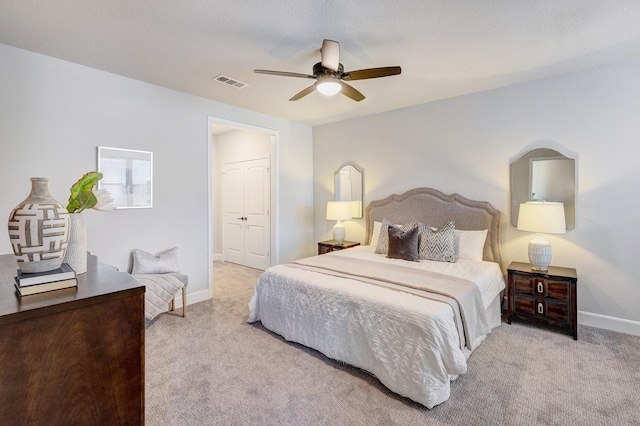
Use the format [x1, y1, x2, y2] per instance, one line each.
[0, 254, 145, 425]
[507, 261, 578, 340]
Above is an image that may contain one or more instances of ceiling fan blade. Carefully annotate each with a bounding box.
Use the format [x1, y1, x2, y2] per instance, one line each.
[254, 69, 315, 79]
[321, 39, 340, 72]
[343, 66, 401, 81]
[341, 82, 365, 102]
[289, 84, 317, 101]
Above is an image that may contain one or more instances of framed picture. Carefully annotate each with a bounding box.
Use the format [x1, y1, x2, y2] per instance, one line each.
[97, 147, 153, 209]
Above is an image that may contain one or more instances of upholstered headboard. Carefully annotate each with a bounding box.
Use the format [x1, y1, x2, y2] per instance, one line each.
[364, 188, 502, 266]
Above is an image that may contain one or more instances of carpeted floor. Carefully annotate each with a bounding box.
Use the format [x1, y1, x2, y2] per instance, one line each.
[145, 261, 640, 425]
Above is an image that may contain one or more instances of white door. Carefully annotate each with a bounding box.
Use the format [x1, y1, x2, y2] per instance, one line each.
[222, 163, 245, 265]
[222, 158, 270, 269]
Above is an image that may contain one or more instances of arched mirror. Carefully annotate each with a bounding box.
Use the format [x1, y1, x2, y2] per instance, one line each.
[334, 161, 363, 219]
[511, 148, 576, 229]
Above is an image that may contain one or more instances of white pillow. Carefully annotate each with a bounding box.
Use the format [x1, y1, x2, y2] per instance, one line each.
[132, 247, 180, 274]
[370, 221, 382, 247]
[454, 230, 488, 261]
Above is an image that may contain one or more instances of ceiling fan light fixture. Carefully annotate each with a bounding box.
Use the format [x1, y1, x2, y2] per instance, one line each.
[254, 39, 400, 101]
[316, 78, 342, 96]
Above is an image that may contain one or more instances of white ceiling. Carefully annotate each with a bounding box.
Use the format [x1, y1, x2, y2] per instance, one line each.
[2, 0, 640, 126]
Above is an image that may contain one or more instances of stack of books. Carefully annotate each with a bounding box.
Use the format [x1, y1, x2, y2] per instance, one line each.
[14, 263, 78, 296]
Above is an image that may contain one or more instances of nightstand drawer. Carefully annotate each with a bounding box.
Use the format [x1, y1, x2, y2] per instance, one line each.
[319, 245, 333, 255]
[513, 296, 569, 323]
[513, 275, 570, 302]
[545, 300, 570, 322]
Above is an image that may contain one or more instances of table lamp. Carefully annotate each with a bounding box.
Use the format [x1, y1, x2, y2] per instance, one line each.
[326, 201, 352, 243]
[517, 201, 566, 271]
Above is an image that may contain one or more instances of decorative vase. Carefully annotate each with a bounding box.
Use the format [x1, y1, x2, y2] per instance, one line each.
[8, 177, 70, 273]
[63, 212, 87, 274]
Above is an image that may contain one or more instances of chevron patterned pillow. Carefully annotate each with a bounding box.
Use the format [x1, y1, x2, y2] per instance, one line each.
[418, 221, 457, 262]
[375, 219, 417, 254]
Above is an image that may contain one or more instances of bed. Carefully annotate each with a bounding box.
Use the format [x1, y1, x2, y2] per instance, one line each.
[248, 188, 505, 408]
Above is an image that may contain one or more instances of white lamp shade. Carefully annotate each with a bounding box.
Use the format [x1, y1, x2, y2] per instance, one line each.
[517, 202, 566, 234]
[326, 201, 352, 221]
[517, 201, 566, 271]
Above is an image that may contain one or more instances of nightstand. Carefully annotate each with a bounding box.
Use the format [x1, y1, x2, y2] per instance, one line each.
[507, 261, 578, 339]
[318, 240, 360, 255]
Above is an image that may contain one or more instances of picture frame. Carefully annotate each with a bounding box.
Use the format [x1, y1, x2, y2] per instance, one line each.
[97, 146, 153, 209]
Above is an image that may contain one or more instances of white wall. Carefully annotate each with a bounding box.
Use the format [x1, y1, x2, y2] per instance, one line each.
[313, 57, 640, 334]
[0, 43, 313, 302]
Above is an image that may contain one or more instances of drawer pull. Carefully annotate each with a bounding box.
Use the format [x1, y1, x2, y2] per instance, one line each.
[537, 302, 544, 314]
[536, 281, 544, 294]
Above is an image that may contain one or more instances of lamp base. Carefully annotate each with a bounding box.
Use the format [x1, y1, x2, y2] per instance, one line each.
[528, 235, 552, 271]
[530, 265, 549, 272]
[333, 221, 345, 243]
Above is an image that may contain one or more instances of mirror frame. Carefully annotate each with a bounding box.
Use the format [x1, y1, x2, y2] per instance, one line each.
[510, 148, 575, 229]
[334, 161, 364, 219]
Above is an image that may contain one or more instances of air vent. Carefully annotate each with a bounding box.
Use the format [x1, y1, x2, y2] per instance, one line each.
[212, 74, 248, 89]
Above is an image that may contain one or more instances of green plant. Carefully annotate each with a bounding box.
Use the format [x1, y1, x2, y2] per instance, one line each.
[66, 171, 104, 213]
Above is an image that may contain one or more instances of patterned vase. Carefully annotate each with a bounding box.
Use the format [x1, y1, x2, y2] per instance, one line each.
[63, 212, 87, 274]
[8, 177, 70, 273]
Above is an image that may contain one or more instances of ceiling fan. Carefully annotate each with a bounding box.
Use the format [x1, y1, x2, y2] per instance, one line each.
[254, 39, 401, 102]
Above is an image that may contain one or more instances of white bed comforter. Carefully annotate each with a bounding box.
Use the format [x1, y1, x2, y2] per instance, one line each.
[247, 246, 505, 408]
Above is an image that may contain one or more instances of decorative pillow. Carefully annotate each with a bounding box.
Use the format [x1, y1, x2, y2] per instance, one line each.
[455, 229, 488, 261]
[418, 221, 456, 262]
[132, 247, 180, 274]
[387, 225, 420, 262]
[370, 221, 382, 247]
[374, 218, 393, 253]
[375, 219, 417, 254]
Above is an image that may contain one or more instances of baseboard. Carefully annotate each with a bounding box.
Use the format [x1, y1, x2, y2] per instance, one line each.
[174, 288, 211, 308]
[171, 252, 222, 309]
[578, 311, 640, 337]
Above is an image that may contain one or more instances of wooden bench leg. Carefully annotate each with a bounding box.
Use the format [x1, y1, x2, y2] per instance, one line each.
[167, 286, 186, 317]
[182, 285, 187, 317]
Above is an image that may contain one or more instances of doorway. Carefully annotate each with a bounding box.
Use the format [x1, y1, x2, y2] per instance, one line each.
[208, 118, 277, 279]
